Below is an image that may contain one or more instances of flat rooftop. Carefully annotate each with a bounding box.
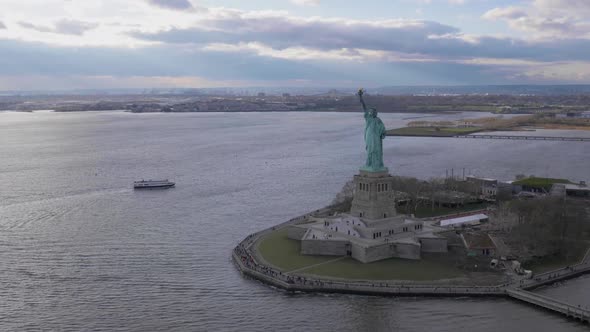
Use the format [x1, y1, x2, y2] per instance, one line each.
[440, 213, 488, 227]
[462, 233, 496, 249]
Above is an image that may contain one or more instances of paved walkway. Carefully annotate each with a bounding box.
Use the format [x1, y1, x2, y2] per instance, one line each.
[516, 247, 590, 290]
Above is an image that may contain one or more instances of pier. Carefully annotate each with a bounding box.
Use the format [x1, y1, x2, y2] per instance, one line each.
[453, 134, 590, 141]
[233, 207, 590, 325]
[388, 134, 590, 141]
[507, 289, 589, 323]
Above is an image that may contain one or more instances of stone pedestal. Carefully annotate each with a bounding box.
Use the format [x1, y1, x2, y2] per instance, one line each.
[350, 169, 397, 220]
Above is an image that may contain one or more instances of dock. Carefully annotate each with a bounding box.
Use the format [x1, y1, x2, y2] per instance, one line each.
[388, 134, 590, 141]
[453, 134, 590, 141]
[507, 289, 589, 323]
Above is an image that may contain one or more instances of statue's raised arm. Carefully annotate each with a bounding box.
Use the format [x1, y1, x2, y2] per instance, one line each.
[357, 88, 368, 113]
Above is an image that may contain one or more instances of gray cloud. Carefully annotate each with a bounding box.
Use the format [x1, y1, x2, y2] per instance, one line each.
[484, 1, 590, 38]
[535, 0, 590, 15]
[55, 19, 99, 35]
[146, 0, 193, 10]
[133, 17, 458, 52]
[3, 8, 590, 87]
[131, 13, 590, 62]
[483, 7, 527, 20]
[0, 39, 319, 79]
[19, 21, 53, 33]
[19, 19, 98, 35]
[0, 39, 514, 85]
[0, 21, 6, 29]
[422, 36, 590, 62]
[291, 0, 320, 6]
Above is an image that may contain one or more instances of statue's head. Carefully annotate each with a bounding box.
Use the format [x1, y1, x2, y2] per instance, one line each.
[370, 108, 378, 117]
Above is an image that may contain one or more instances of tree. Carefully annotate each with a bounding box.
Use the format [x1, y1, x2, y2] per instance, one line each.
[502, 197, 590, 260]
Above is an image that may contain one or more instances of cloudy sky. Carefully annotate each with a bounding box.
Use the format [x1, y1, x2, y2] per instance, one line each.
[1, 0, 590, 90]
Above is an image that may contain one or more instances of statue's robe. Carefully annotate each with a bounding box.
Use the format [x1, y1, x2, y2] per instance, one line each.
[364, 112, 386, 171]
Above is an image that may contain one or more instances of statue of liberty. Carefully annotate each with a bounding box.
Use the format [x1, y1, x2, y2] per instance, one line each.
[358, 89, 387, 172]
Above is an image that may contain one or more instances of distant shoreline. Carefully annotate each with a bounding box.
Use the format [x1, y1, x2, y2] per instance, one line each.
[388, 114, 590, 138]
[387, 126, 590, 138]
[2, 109, 465, 115]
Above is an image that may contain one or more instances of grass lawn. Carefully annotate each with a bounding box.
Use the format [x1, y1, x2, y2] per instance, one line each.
[387, 126, 482, 137]
[512, 177, 572, 191]
[523, 256, 581, 274]
[300, 255, 465, 281]
[523, 247, 589, 274]
[256, 228, 335, 272]
[256, 229, 466, 281]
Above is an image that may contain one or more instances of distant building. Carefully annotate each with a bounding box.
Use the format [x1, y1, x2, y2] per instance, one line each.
[457, 120, 478, 128]
[497, 181, 514, 198]
[557, 111, 590, 119]
[499, 106, 515, 113]
[407, 121, 430, 127]
[551, 181, 590, 198]
[466, 176, 498, 199]
[512, 177, 571, 194]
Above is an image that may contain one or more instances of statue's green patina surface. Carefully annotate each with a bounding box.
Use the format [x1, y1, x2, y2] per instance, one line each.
[358, 89, 387, 172]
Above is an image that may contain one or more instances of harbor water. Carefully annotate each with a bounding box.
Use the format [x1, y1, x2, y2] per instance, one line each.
[1, 111, 589, 331]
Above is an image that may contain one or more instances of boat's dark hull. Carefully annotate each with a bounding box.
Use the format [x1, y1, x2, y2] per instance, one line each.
[133, 184, 175, 189]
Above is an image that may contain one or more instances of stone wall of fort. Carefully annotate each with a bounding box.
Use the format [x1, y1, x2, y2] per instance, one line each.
[352, 241, 421, 262]
[419, 237, 448, 253]
[301, 239, 349, 256]
[287, 226, 308, 240]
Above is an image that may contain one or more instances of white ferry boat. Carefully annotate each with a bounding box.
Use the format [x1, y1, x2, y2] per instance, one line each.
[133, 179, 175, 189]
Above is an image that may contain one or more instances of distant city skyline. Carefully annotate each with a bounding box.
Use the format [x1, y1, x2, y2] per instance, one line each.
[1, 0, 590, 90]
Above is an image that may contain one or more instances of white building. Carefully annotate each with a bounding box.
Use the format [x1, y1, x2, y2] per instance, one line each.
[439, 213, 489, 228]
[288, 170, 448, 263]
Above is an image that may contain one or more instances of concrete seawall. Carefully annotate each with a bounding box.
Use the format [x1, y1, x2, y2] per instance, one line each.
[233, 251, 504, 297]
